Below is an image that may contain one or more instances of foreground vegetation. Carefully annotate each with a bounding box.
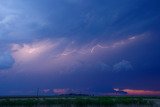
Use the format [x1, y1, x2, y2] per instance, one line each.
[0, 96, 155, 106]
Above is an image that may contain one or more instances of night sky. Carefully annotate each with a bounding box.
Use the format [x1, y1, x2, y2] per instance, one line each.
[0, 0, 160, 96]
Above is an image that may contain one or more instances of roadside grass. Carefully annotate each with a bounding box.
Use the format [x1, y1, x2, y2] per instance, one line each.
[0, 96, 154, 106]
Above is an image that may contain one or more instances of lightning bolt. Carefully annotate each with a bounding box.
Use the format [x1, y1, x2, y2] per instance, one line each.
[91, 44, 109, 53]
[61, 49, 76, 56]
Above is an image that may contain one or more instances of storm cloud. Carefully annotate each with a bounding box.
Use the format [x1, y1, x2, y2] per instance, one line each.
[0, 0, 160, 95]
[0, 52, 15, 70]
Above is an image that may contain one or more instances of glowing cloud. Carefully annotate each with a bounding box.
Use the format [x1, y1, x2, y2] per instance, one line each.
[12, 40, 55, 62]
[123, 89, 160, 96]
[53, 88, 70, 95]
[8, 34, 145, 74]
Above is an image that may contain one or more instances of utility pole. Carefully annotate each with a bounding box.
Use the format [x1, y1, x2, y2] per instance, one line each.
[36, 88, 39, 98]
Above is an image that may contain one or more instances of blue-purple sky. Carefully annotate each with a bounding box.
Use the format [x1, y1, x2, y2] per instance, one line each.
[0, 0, 160, 96]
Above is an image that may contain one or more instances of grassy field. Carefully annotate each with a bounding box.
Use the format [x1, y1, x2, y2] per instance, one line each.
[0, 96, 158, 106]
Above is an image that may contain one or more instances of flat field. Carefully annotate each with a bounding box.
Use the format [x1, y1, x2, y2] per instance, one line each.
[0, 96, 159, 107]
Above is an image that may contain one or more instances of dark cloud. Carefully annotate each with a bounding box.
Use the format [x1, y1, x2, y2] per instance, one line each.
[1, 0, 159, 44]
[0, 52, 15, 70]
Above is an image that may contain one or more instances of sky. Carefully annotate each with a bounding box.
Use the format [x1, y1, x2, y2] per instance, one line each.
[0, 0, 160, 96]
